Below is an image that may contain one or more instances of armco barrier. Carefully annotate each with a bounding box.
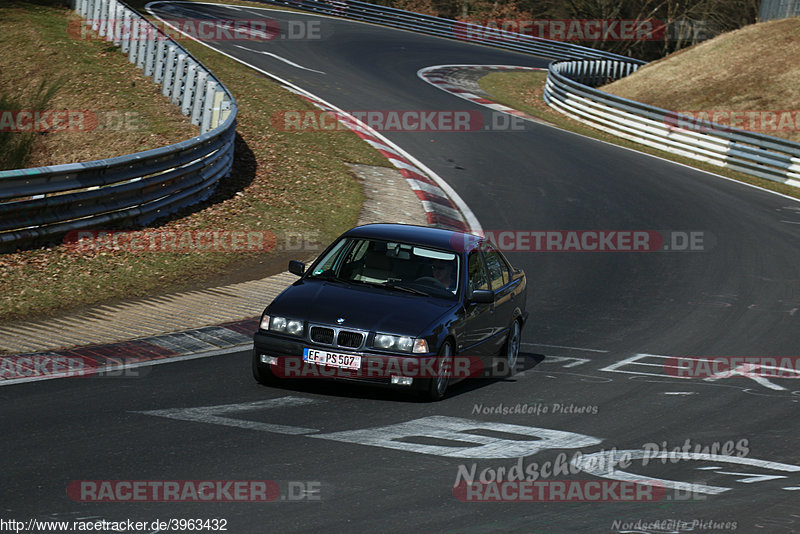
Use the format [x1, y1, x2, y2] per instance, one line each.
[544, 59, 800, 189]
[257, 0, 643, 62]
[0, 0, 236, 251]
[758, 0, 800, 21]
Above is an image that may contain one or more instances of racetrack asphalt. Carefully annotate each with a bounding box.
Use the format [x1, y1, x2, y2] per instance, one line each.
[2, 4, 799, 533]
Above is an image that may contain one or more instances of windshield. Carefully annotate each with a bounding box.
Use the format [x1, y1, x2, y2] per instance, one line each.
[308, 237, 460, 298]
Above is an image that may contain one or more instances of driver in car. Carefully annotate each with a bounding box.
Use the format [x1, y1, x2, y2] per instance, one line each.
[431, 259, 456, 291]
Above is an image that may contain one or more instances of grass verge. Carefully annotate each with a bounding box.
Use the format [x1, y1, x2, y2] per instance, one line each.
[0, 80, 63, 169]
[603, 18, 800, 145]
[0, 0, 200, 168]
[0, 0, 390, 322]
[478, 70, 800, 201]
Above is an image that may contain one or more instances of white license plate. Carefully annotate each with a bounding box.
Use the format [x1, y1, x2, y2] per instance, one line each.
[303, 348, 361, 370]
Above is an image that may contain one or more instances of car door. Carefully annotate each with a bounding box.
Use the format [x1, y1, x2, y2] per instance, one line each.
[456, 250, 495, 360]
[483, 247, 518, 354]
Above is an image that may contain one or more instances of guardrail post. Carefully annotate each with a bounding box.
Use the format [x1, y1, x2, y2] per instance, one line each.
[120, 9, 130, 52]
[99, 0, 108, 39]
[162, 45, 177, 97]
[220, 96, 232, 123]
[191, 71, 207, 127]
[144, 32, 156, 76]
[202, 80, 218, 132]
[91, 0, 101, 30]
[153, 39, 166, 83]
[109, 0, 120, 45]
[181, 63, 197, 116]
[172, 53, 187, 105]
[136, 19, 148, 69]
[128, 17, 139, 63]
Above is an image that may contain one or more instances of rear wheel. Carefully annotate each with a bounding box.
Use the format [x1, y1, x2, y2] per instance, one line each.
[252, 349, 277, 385]
[422, 341, 453, 402]
[497, 320, 521, 377]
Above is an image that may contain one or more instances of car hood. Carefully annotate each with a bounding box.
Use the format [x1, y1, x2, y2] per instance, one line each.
[267, 279, 456, 336]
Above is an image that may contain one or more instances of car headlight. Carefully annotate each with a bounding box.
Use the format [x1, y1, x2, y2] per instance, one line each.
[261, 314, 304, 336]
[373, 333, 428, 353]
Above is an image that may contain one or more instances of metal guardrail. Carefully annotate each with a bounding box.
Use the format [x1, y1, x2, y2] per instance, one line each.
[259, 0, 646, 63]
[544, 59, 800, 189]
[758, 0, 800, 21]
[0, 0, 237, 251]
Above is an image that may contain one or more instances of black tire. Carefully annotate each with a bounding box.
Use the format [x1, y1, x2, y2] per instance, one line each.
[496, 320, 521, 378]
[422, 341, 453, 402]
[252, 349, 277, 385]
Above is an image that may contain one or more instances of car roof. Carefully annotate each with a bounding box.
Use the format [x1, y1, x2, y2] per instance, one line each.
[342, 223, 484, 253]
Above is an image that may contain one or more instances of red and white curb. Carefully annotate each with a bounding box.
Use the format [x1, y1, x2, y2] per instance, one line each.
[0, 319, 257, 386]
[418, 64, 544, 121]
[290, 91, 472, 231]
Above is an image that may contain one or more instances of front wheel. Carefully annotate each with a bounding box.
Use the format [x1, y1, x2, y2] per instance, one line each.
[422, 341, 453, 402]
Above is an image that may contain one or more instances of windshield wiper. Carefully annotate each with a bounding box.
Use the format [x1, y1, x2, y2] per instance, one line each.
[385, 282, 430, 296]
[350, 279, 430, 296]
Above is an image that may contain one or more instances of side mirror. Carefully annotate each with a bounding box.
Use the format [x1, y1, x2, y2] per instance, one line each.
[288, 260, 306, 276]
[468, 289, 494, 304]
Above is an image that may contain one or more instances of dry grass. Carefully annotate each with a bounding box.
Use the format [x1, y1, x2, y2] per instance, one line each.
[0, 0, 199, 168]
[602, 17, 800, 143]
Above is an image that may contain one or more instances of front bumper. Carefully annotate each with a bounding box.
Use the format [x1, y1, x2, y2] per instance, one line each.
[253, 331, 461, 388]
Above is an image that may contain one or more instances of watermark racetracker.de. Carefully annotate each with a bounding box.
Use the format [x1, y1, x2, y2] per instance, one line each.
[66, 479, 321, 502]
[0, 110, 148, 132]
[451, 230, 711, 252]
[63, 229, 322, 253]
[0, 355, 148, 380]
[453, 18, 720, 42]
[665, 110, 800, 134]
[67, 18, 328, 42]
[271, 109, 526, 132]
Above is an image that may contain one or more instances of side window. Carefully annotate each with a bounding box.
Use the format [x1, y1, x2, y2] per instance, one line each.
[485, 249, 510, 289]
[468, 252, 489, 292]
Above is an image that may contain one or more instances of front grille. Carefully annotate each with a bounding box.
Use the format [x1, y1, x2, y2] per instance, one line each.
[308, 323, 367, 349]
[310, 326, 334, 344]
[337, 331, 364, 348]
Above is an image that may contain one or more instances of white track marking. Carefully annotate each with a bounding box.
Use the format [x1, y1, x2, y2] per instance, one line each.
[704, 363, 789, 391]
[135, 396, 321, 435]
[573, 450, 800, 495]
[599, 353, 683, 378]
[233, 44, 326, 74]
[710, 471, 787, 484]
[311, 416, 601, 459]
[521, 343, 608, 353]
[541, 355, 591, 368]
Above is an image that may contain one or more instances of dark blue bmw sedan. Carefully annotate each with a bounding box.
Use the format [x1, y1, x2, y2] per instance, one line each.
[252, 223, 527, 401]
